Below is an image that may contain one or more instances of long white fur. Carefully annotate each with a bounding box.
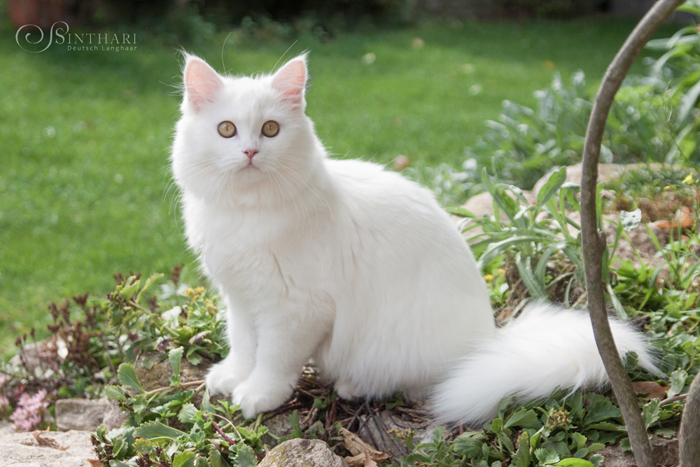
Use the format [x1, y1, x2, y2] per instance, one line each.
[431, 304, 657, 423]
[171, 53, 657, 423]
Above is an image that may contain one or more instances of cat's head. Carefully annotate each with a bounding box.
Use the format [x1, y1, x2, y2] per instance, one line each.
[171, 53, 322, 207]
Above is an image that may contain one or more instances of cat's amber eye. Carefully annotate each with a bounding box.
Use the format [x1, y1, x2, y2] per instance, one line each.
[218, 121, 236, 138]
[262, 120, 280, 137]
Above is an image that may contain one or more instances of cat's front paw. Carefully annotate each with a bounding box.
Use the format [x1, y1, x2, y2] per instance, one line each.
[335, 381, 361, 400]
[232, 377, 295, 419]
[205, 361, 247, 396]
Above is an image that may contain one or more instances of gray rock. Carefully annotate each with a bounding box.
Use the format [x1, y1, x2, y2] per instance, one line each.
[101, 399, 128, 430]
[532, 163, 624, 195]
[55, 398, 111, 431]
[0, 420, 15, 434]
[565, 211, 667, 269]
[459, 190, 534, 239]
[597, 435, 678, 467]
[531, 162, 678, 196]
[0, 430, 96, 467]
[258, 438, 348, 467]
[134, 353, 208, 391]
[261, 412, 296, 448]
[133, 352, 210, 407]
[461, 190, 535, 221]
[9, 342, 44, 375]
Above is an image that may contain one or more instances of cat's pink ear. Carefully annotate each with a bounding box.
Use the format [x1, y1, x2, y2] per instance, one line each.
[183, 56, 223, 113]
[271, 55, 308, 109]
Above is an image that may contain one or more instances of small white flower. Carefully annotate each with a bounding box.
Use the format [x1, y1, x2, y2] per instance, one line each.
[57, 338, 68, 360]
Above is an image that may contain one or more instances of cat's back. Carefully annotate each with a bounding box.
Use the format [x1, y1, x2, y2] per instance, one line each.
[323, 157, 455, 234]
[321, 156, 483, 284]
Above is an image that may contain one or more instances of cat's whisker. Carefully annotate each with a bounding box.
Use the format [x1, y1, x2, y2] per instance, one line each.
[271, 159, 335, 240]
[268, 164, 316, 230]
[270, 170, 308, 232]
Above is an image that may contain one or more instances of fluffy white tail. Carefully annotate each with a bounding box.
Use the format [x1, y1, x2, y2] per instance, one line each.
[431, 303, 658, 424]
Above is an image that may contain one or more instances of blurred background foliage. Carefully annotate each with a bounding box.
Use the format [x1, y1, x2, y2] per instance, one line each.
[0, 0, 689, 356]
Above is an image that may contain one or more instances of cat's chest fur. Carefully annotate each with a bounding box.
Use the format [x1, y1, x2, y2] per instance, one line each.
[182, 191, 336, 301]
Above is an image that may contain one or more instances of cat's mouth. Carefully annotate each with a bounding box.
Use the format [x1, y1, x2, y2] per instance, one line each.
[242, 160, 259, 171]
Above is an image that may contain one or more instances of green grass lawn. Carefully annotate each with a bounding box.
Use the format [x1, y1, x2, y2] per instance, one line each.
[0, 17, 673, 355]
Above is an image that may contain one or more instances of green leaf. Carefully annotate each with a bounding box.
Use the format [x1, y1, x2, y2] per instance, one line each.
[109, 306, 125, 327]
[595, 183, 604, 230]
[512, 432, 530, 467]
[178, 402, 199, 424]
[202, 390, 215, 414]
[209, 446, 226, 467]
[186, 348, 204, 366]
[112, 436, 128, 458]
[117, 363, 145, 394]
[477, 235, 546, 268]
[490, 417, 504, 433]
[136, 272, 164, 304]
[453, 433, 486, 458]
[173, 451, 196, 467]
[555, 459, 593, 467]
[169, 346, 184, 385]
[568, 391, 583, 417]
[537, 166, 567, 209]
[642, 399, 662, 429]
[587, 422, 624, 431]
[132, 395, 149, 413]
[233, 444, 258, 467]
[571, 433, 587, 450]
[481, 169, 518, 221]
[194, 457, 210, 467]
[289, 410, 303, 438]
[619, 437, 631, 451]
[607, 284, 628, 319]
[587, 442, 605, 453]
[119, 276, 141, 301]
[583, 394, 622, 425]
[134, 438, 159, 457]
[534, 244, 560, 286]
[516, 254, 547, 300]
[504, 408, 539, 429]
[133, 421, 186, 440]
[668, 369, 688, 398]
[447, 207, 476, 218]
[104, 385, 127, 401]
[535, 448, 560, 465]
[678, 78, 700, 125]
[496, 430, 516, 455]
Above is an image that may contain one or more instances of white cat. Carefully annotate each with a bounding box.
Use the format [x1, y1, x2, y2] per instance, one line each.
[171, 53, 657, 424]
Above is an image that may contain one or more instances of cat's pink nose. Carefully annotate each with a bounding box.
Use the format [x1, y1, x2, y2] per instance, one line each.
[244, 149, 258, 160]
